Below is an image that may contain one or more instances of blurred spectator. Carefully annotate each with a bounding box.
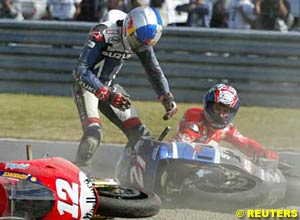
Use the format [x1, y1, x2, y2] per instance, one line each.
[172, 0, 192, 26]
[131, 0, 150, 8]
[23, 0, 47, 20]
[94, 0, 108, 21]
[46, 0, 82, 21]
[254, 0, 294, 31]
[151, 0, 165, 24]
[0, 0, 23, 20]
[176, 0, 213, 27]
[164, 0, 178, 26]
[227, 0, 256, 29]
[95, 0, 133, 22]
[107, 0, 130, 11]
[150, 0, 162, 7]
[154, 0, 187, 26]
[77, 0, 97, 21]
[210, 0, 228, 27]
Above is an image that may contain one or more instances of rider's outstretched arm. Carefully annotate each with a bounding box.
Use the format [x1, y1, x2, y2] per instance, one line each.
[224, 126, 279, 160]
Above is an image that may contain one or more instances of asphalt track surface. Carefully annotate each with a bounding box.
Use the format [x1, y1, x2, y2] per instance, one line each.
[1, 139, 300, 220]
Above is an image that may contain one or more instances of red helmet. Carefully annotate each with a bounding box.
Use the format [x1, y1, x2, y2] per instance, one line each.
[203, 84, 240, 129]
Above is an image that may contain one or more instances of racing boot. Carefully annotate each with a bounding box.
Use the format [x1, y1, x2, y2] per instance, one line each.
[124, 124, 151, 153]
[75, 125, 102, 176]
[115, 124, 150, 181]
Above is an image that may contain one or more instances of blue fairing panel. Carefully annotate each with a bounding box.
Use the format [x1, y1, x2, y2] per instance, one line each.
[158, 143, 171, 159]
[156, 142, 216, 163]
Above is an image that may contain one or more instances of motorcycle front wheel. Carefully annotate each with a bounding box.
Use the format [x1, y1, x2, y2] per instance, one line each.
[95, 185, 161, 218]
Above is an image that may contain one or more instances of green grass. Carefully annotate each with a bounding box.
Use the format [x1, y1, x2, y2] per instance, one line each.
[1, 93, 300, 150]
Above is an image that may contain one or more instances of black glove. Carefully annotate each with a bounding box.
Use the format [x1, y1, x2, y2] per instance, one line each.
[159, 93, 178, 120]
[95, 86, 131, 111]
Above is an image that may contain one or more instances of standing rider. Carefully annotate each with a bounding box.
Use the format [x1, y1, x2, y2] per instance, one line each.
[172, 83, 279, 160]
[72, 6, 178, 170]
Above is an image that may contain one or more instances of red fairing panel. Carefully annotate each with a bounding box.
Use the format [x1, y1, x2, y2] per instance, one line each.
[0, 157, 98, 220]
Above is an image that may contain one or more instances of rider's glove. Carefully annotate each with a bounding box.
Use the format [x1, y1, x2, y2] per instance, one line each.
[264, 149, 279, 161]
[95, 86, 131, 111]
[159, 93, 178, 120]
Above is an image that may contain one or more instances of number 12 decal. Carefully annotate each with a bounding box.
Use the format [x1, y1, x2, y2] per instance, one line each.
[56, 179, 79, 218]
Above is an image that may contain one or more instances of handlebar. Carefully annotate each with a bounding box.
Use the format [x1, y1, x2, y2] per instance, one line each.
[158, 126, 171, 141]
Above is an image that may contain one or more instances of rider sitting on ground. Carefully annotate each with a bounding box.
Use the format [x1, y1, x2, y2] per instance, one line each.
[172, 83, 279, 160]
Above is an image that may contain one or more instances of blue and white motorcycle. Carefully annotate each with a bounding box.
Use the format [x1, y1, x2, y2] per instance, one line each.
[115, 127, 296, 210]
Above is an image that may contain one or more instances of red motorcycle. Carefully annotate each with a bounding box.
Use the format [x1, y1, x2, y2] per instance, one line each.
[0, 146, 161, 220]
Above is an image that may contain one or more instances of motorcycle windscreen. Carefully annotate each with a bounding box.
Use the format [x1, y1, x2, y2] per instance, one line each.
[0, 176, 55, 218]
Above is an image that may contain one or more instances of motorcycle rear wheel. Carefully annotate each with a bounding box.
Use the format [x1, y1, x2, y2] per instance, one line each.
[180, 173, 270, 211]
[157, 161, 273, 210]
[95, 185, 161, 218]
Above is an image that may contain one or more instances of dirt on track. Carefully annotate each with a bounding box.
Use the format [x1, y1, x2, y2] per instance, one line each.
[115, 208, 236, 220]
[115, 206, 300, 220]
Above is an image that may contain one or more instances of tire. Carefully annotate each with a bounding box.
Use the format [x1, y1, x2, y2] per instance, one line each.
[180, 180, 269, 211]
[160, 162, 277, 211]
[96, 186, 162, 218]
[179, 171, 286, 212]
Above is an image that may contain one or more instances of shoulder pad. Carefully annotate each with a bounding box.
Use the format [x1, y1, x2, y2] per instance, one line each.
[90, 23, 107, 33]
[89, 24, 107, 42]
[185, 108, 202, 117]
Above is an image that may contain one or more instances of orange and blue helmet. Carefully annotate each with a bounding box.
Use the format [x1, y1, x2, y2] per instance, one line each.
[122, 6, 163, 52]
[203, 84, 240, 129]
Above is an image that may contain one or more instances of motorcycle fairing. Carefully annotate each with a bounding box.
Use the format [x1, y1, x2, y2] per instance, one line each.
[0, 157, 98, 220]
[120, 137, 218, 191]
[0, 176, 55, 218]
[117, 136, 287, 201]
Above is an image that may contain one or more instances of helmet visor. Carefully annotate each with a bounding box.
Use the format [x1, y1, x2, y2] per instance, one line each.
[206, 102, 237, 128]
[213, 103, 232, 118]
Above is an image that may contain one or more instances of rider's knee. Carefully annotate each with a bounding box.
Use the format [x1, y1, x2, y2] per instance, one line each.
[84, 125, 102, 140]
[76, 125, 102, 164]
[82, 125, 102, 151]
